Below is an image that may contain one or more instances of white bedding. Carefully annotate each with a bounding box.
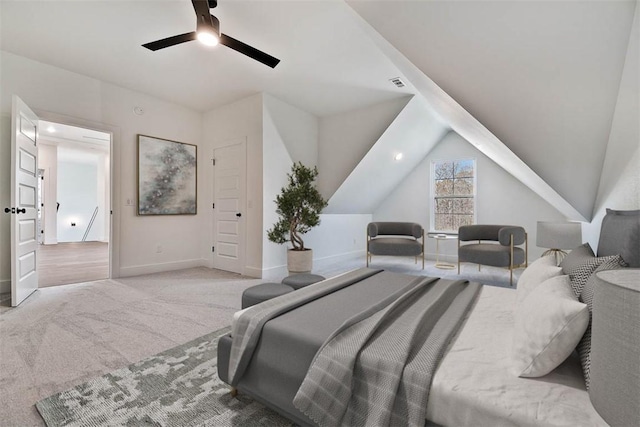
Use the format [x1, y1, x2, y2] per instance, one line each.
[426, 285, 607, 427]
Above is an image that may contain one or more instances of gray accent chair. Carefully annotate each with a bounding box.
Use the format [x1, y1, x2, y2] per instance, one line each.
[366, 222, 425, 269]
[457, 224, 528, 286]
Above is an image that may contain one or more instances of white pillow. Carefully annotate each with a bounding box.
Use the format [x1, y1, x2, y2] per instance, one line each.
[516, 255, 562, 305]
[511, 275, 589, 377]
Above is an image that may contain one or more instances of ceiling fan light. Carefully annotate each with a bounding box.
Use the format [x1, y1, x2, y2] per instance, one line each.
[197, 30, 219, 46]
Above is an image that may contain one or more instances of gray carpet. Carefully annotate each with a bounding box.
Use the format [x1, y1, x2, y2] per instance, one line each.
[1, 259, 520, 426]
[0, 267, 262, 427]
[36, 326, 293, 427]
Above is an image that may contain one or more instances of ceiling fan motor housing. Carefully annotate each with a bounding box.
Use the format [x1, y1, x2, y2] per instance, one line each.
[197, 13, 220, 37]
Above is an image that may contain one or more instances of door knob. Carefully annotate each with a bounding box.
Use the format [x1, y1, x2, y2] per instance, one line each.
[236, 213, 242, 217]
[16, 208, 26, 214]
[4, 207, 14, 214]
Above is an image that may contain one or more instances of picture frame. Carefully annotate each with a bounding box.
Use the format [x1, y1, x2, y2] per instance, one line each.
[137, 134, 197, 215]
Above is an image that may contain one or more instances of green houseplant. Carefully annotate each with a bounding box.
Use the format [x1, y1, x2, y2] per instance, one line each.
[267, 162, 328, 273]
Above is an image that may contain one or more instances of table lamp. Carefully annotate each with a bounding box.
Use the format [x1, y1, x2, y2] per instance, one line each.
[536, 221, 582, 264]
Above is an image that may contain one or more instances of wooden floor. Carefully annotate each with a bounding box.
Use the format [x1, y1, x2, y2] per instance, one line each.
[38, 242, 109, 287]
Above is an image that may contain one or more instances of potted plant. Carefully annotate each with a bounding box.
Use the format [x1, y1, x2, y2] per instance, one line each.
[267, 162, 328, 273]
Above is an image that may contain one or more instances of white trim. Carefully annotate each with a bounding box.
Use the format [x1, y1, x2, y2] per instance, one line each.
[243, 266, 263, 278]
[259, 250, 364, 281]
[119, 258, 206, 277]
[424, 251, 458, 263]
[260, 264, 288, 281]
[313, 250, 362, 269]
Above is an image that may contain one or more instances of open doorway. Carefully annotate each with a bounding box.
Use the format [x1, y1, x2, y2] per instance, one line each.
[37, 120, 111, 287]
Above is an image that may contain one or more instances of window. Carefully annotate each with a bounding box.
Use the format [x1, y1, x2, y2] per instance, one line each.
[431, 159, 476, 232]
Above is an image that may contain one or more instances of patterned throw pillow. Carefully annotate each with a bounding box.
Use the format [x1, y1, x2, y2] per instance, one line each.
[577, 256, 626, 389]
[566, 253, 622, 298]
[560, 243, 595, 274]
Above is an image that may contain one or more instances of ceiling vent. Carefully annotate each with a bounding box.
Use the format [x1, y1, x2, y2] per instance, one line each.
[389, 77, 406, 88]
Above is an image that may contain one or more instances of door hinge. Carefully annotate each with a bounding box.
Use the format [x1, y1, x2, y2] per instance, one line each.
[212, 246, 215, 253]
[212, 158, 216, 166]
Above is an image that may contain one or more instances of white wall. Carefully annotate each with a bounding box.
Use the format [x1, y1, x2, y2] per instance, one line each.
[263, 94, 318, 167]
[38, 143, 58, 244]
[203, 93, 381, 278]
[317, 96, 411, 199]
[1, 51, 205, 280]
[374, 131, 567, 263]
[262, 94, 319, 274]
[202, 93, 264, 277]
[325, 96, 448, 214]
[57, 161, 98, 242]
[584, 4, 640, 250]
[304, 213, 372, 270]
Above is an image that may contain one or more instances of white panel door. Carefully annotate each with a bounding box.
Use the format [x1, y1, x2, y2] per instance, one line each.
[213, 142, 246, 274]
[10, 96, 39, 306]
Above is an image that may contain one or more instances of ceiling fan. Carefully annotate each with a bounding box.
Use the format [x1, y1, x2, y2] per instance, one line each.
[142, 0, 280, 68]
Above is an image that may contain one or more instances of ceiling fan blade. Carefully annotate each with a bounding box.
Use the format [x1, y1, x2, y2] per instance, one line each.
[143, 32, 197, 51]
[220, 34, 280, 68]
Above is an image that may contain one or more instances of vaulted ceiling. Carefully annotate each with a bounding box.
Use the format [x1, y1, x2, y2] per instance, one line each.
[1, 0, 637, 220]
[348, 0, 637, 219]
[0, 0, 411, 116]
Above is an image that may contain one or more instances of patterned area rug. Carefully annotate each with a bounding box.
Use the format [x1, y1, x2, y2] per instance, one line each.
[36, 327, 293, 427]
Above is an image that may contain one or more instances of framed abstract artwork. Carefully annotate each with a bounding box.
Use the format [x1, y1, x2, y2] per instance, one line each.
[137, 135, 197, 215]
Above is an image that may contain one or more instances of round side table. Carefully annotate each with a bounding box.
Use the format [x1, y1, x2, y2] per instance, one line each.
[427, 233, 458, 269]
[589, 269, 639, 427]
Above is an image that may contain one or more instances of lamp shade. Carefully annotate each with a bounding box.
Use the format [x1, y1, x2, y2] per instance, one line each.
[536, 221, 582, 250]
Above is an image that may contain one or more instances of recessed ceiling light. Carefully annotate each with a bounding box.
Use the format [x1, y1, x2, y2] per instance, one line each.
[46, 126, 56, 133]
[394, 153, 403, 161]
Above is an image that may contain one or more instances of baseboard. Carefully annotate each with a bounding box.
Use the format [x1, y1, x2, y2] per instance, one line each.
[243, 266, 263, 279]
[425, 251, 458, 263]
[118, 258, 207, 277]
[313, 250, 362, 269]
[260, 264, 288, 281]
[261, 250, 365, 281]
[0, 279, 9, 293]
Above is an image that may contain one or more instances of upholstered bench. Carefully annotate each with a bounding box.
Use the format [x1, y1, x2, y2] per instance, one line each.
[282, 273, 325, 290]
[241, 283, 294, 309]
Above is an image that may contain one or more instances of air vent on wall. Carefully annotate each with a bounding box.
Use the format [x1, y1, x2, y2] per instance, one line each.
[389, 77, 405, 88]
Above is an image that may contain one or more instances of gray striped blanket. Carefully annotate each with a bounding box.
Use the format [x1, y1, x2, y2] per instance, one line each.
[293, 276, 481, 427]
[228, 268, 382, 385]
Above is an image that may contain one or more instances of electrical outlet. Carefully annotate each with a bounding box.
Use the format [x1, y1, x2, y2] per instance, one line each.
[126, 198, 134, 206]
[156, 245, 162, 253]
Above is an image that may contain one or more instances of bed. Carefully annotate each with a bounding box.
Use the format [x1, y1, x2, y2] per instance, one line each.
[217, 209, 639, 426]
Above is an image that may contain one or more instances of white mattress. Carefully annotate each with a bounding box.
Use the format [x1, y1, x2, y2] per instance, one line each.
[426, 286, 607, 427]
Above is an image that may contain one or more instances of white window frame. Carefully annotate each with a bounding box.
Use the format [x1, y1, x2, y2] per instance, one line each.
[430, 158, 477, 233]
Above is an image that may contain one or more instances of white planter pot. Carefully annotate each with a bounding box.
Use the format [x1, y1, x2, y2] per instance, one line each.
[287, 249, 313, 273]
